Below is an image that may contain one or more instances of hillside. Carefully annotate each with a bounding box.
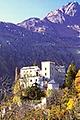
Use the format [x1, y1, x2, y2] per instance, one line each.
[0, 2, 80, 81]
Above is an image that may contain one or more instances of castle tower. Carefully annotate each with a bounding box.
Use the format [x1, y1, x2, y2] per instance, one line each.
[15, 67, 20, 81]
[41, 61, 56, 80]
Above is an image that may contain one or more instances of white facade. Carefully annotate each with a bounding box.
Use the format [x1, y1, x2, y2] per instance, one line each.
[20, 66, 43, 88]
[19, 61, 65, 89]
[41, 61, 56, 80]
[20, 66, 41, 78]
[19, 76, 43, 88]
[41, 61, 65, 87]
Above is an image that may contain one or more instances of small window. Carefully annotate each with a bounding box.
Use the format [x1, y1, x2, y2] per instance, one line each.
[45, 68, 47, 70]
[36, 79, 37, 82]
[45, 73, 47, 76]
[36, 72, 38, 76]
[30, 80, 32, 82]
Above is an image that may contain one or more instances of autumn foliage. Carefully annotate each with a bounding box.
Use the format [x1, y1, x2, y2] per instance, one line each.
[75, 70, 80, 93]
[1, 64, 80, 120]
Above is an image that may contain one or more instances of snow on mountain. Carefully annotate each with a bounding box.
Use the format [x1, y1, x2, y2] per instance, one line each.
[18, 18, 40, 29]
[63, 2, 80, 16]
[46, 9, 65, 23]
[0, 1, 80, 92]
[17, 2, 80, 38]
[46, 1, 80, 23]
[18, 17, 47, 34]
[0, 1, 80, 79]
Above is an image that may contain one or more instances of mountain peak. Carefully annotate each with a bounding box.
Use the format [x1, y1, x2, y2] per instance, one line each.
[66, 1, 79, 6]
[66, 1, 79, 5]
[45, 1, 80, 23]
[17, 17, 41, 29]
[62, 1, 80, 16]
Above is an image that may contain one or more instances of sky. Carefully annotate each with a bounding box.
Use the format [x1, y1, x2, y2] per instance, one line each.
[0, 0, 80, 23]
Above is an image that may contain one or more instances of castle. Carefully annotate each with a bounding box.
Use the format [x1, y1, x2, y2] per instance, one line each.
[15, 61, 65, 90]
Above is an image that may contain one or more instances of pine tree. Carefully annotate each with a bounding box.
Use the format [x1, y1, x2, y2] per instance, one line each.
[65, 63, 77, 88]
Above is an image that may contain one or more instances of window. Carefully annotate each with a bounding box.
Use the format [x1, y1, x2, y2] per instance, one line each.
[36, 72, 38, 76]
[30, 80, 32, 82]
[45, 68, 47, 70]
[45, 73, 47, 76]
[36, 79, 37, 82]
